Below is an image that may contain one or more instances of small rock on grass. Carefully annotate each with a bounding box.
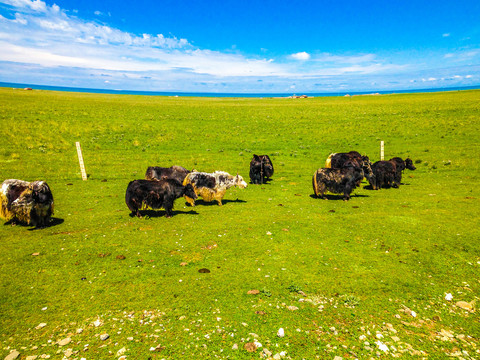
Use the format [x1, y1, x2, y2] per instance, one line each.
[456, 300, 475, 311]
[36, 323, 47, 329]
[4, 350, 20, 360]
[57, 337, 71, 346]
[100, 334, 110, 341]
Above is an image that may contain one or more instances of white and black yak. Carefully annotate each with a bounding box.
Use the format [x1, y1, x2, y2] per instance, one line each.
[183, 171, 248, 206]
[0, 179, 54, 227]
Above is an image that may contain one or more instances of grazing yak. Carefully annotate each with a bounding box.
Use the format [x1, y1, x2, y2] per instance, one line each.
[0, 179, 54, 227]
[372, 157, 416, 189]
[371, 161, 397, 189]
[389, 157, 416, 185]
[325, 151, 365, 169]
[312, 166, 365, 201]
[125, 178, 197, 218]
[249, 154, 274, 184]
[183, 171, 248, 206]
[325, 151, 376, 187]
[145, 165, 191, 183]
[325, 151, 375, 186]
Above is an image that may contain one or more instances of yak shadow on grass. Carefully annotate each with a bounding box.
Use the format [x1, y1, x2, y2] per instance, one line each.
[309, 194, 369, 200]
[29, 217, 65, 230]
[249, 178, 274, 185]
[129, 209, 199, 218]
[363, 184, 409, 191]
[2, 217, 65, 230]
[188, 199, 247, 207]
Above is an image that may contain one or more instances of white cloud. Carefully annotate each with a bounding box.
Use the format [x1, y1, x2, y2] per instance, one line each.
[289, 51, 311, 61]
[442, 33, 450, 37]
[1, 0, 47, 12]
[443, 49, 480, 62]
[312, 53, 376, 64]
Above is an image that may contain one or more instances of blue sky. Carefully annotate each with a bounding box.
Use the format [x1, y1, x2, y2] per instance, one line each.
[0, 0, 479, 93]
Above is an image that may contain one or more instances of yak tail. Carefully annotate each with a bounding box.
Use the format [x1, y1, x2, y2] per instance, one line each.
[312, 170, 319, 197]
[325, 153, 335, 168]
[0, 192, 13, 221]
[260, 161, 264, 184]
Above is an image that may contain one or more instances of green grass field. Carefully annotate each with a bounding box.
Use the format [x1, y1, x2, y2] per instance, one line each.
[0, 87, 479, 359]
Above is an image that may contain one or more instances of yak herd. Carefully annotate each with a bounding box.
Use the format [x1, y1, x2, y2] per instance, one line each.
[0, 151, 415, 227]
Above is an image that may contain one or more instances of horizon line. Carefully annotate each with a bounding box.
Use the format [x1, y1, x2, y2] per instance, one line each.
[1, 81, 480, 98]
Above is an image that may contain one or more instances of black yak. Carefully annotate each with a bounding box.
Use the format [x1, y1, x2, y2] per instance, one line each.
[371, 161, 397, 189]
[389, 157, 416, 186]
[125, 178, 197, 218]
[249, 154, 274, 184]
[145, 165, 191, 183]
[312, 166, 365, 201]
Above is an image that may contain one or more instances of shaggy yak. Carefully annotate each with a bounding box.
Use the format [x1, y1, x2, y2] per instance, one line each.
[389, 157, 416, 186]
[325, 151, 375, 187]
[145, 165, 191, 184]
[183, 171, 248, 206]
[249, 154, 274, 184]
[312, 166, 365, 201]
[372, 157, 416, 189]
[325, 151, 365, 169]
[371, 161, 397, 189]
[125, 178, 197, 218]
[0, 179, 54, 227]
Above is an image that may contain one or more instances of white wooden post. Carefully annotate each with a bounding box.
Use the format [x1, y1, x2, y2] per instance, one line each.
[380, 140, 384, 161]
[76, 142, 88, 181]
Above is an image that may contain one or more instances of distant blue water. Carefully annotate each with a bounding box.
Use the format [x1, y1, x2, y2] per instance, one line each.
[1, 81, 479, 98]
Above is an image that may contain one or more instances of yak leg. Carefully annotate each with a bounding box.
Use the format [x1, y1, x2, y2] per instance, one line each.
[184, 196, 196, 207]
[164, 206, 173, 218]
[163, 196, 175, 218]
[215, 190, 226, 206]
[343, 184, 353, 201]
[318, 185, 326, 200]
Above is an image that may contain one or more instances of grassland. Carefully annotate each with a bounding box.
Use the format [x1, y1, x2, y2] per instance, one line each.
[0, 87, 479, 359]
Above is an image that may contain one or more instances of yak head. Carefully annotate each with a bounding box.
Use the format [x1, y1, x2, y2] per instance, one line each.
[183, 183, 198, 200]
[235, 173, 248, 189]
[361, 159, 376, 188]
[30, 181, 53, 205]
[405, 158, 416, 171]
